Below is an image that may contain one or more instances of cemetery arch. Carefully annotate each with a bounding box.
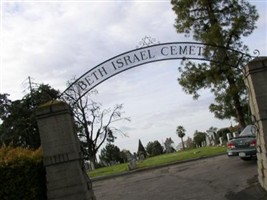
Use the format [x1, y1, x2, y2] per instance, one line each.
[60, 41, 254, 104]
[36, 40, 267, 200]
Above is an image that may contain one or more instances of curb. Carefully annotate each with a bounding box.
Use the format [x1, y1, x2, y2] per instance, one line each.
[91, 153, 226, 182]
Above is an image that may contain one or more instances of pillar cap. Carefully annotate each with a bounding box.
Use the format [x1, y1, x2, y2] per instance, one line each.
[36, 100, 71, 118]
[38, 99, 65, 108]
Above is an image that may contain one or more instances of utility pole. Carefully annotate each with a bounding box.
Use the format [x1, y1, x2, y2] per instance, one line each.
[27, 76, 35, 107]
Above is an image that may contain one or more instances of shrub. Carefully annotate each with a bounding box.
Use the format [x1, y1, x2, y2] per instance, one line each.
[0, 146, 46, 200]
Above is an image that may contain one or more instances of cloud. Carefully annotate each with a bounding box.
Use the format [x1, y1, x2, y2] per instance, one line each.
[2, 1, 266, 153]
[2, 2, 182, 98]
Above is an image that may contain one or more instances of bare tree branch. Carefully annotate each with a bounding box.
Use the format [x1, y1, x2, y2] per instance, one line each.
[63, 82, 130, 166]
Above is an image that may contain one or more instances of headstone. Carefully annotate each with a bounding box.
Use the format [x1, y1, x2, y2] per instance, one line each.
[226, 133, 232, 141]
[133, 152, 138, 160]
[126, 152, 133, 162]
[206, 135, 211, 146]
[209, 132, 216, 146]
[219, 137, 223, 146]
[164, 137, 175, 153]
[128, 158, 137, 170]
[139, 153, 145, 161]
[233, 132, 238, 138]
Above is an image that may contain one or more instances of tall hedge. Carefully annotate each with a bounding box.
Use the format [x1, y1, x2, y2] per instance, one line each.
[0, 146, 46, 200]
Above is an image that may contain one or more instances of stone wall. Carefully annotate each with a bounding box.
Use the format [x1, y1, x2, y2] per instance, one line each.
[36, 101, 96, 200]
[244, 57, 267, 191]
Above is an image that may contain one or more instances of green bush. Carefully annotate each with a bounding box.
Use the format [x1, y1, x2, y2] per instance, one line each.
[0, 146, 46, 200]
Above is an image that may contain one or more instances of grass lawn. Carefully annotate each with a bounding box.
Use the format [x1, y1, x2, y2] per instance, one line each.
[88, 146, 226, 178]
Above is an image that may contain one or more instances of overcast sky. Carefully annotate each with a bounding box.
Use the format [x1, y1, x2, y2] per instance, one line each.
[1, 0, 267, 154]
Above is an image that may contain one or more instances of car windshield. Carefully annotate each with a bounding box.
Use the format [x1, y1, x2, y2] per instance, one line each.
[239, 125, 256, 136]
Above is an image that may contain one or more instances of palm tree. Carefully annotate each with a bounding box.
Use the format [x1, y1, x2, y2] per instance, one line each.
[176, 125, 186, 150]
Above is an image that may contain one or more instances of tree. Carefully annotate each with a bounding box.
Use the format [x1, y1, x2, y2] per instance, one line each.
[0, 84, 59, 149]
[176, 125, 186, 150]
[171, 0, 259, 129]
[137, 139, 147, 159]
[207, 127, 218, 135]
[63, 86, 130, 169]
[0, 94, 12, 121]
[193, 131, 206, 147]
[99, 143, 122, 166]
[146, 140, 164, 157]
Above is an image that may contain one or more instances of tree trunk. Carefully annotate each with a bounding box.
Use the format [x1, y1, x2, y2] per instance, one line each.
[87, 144, 97, 170]
[226, 76, 246, 129]
[205, 2, 246, 129]
[233, 95, 246, 129]
[89, 156, 96, 170]
[181, 137, 185, 150]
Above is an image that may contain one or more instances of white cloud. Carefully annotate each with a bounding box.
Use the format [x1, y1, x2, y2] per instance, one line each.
[1, 1, 266, 153]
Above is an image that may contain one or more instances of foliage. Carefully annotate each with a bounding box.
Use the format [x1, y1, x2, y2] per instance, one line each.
[207, 127, 218, 135]
[146, 140, 164, 157]
[99, 143, 123, 166]
[176, 125, 186, 150]
[24, 84, 60, 108]
[137, 139, 147, 158]
[193, 131, 206, 147]
[0, 84, 59, 149]
[171, 0, 259, 128]
[63, 86, 130, 168]
[89, 146, 227, 178]
[0, 146, 46, 200]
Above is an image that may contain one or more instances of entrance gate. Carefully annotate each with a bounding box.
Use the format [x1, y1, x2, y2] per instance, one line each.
[60, 41, 253, 104]
[36, 41, 267, 200]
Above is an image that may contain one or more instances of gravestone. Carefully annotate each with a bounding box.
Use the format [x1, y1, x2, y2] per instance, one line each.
[205, 135, 211, 146]
[226, 133, 232, 142]
[219, 137, 223, 146]
[128, 158, 137, 170]
[233, 132, 239, 138]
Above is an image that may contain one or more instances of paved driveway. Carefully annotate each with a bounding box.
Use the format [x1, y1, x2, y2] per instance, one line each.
[92, 155, 267, 200]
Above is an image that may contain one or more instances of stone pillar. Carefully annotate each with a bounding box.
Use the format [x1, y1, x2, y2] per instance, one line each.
[36, 100, 96, 200]
[244, 57, 267, 192]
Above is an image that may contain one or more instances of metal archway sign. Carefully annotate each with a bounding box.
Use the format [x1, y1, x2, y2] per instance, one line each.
[60, 41, 255, 104]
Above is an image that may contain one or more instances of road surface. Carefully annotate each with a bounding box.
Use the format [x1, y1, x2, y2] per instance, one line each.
[92, 155, 267, 200]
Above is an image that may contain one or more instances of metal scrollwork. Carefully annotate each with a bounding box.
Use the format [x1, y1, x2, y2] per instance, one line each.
[243, 49, 261, 65]
[252, 49, 260, 57]
[136, 36, 160, 48]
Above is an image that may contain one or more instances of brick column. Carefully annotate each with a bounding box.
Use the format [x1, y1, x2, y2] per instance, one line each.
[244, 57, 267, 191]
[36, 100, 96, 200]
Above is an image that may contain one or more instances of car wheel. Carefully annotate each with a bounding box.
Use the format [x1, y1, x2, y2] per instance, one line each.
[240, 157, 252, 161]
